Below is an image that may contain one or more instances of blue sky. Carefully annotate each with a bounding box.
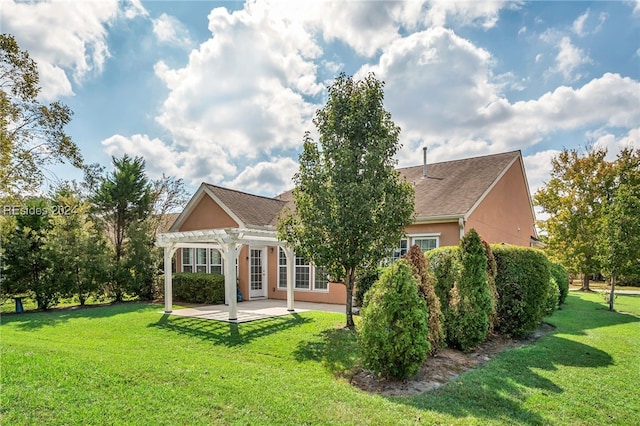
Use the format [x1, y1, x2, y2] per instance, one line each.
[3, 0, 639, 200]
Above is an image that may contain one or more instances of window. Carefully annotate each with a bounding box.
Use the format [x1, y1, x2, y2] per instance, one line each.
[278, 248, 329, 291]
[278, 248, 287, 289]
[314, 266, 329, 290]
[295, 256, 310, 289]
[391, 238, 408, 262]
[413, 237, 438, 252]
[195, 248, 207, 273]
[182, 248, 193, 272]
[210, 249, 223, 274]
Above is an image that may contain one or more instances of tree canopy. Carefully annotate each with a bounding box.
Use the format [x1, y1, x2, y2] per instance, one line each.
[0, 34, 82, 199]
[535, 146, 640, 293]
[277, 73, 415, 328]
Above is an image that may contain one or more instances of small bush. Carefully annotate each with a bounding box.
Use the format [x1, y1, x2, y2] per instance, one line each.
[354, 267, 380, 307]
[549, 262, 570, 305]
[173, 273, 225, 304]
[492, 245, 551, 338]
[404, 245, 445, 353]
[359, 260, 429, 379]
[448, 229, 494, 351]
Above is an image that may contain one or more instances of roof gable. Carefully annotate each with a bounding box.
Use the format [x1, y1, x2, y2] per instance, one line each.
[205, 184, 287, 228]
[398, 150, 521, 220]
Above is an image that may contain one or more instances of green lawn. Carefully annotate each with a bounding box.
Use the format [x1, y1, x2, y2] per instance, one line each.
[1, 293, 638, 425]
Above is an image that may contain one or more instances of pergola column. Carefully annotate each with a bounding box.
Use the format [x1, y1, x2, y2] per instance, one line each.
[223, 241, 240, 321]
[284, 247, 295, 311]
[163, 244, 178, 313]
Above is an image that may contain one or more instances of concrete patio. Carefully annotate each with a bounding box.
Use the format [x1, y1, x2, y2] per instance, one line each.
[165, 299, 346, 323]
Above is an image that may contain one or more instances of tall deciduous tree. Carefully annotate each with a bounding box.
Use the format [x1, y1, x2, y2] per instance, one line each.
[0, 34, 82, 199]
[599, 148, 640, 310]
[534, 147, 611, 290]
[277, 73, 414, 328]
[92, 155, 153, 301]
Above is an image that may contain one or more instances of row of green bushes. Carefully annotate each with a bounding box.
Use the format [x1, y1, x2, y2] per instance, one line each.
[358, 229, 569, 379]
[173, 273, 225, 304]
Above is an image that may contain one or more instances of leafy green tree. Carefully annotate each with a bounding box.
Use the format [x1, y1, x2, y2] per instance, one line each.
[92, 155, 153, 301]
[277, 73, 414, 328]
[43, 184, 108, 305]
[1, 198, 58, 309]
[0, 34, 82, 199]
[359, 259, 429, 379]
[599, 148, 640, 310]
[534, 147, 611, 290]
[125, 217, 160, 300]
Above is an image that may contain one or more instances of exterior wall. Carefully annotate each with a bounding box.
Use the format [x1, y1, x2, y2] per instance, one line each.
[405, 222, 461, 248]
[465, 158, 536, 246]
[178, 193, 239, 231]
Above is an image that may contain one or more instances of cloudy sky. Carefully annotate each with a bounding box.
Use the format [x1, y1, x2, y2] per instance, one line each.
[3, 0, 639, 201]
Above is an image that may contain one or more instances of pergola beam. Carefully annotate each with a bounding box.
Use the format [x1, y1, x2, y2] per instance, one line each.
[156, 228, 295, 319]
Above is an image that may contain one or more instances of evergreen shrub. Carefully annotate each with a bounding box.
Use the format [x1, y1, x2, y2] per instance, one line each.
[359, 260, 429, 379]
[549, 262, 570, 305]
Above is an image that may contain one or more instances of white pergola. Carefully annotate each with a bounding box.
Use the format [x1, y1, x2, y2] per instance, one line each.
[156, 228, 295, 321]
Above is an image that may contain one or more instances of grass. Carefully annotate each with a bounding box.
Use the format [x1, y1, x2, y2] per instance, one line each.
[1, 293, 638, 425]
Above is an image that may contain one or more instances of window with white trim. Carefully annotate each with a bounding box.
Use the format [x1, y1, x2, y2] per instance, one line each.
[210, 249, 223, 274]
[314, 266, 329, 290]
[278, 248, 287, 289]
[413, 237, 438, 252]
[295, 256, 311, 289]
[195, 248, 207, 273]
[277, 248, 329, 291]
[391, 238, 408, 262]
[182, 248, 193, 272]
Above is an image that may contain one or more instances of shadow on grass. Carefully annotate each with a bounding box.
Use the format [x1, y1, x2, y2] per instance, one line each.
[294, 327, 361, 376]
[151, 312, 312, 347]
[0, 301, 154, 331]
[394, 335, 614, 425]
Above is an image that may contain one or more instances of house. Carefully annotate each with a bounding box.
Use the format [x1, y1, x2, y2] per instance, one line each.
[157, 150, 537, 318]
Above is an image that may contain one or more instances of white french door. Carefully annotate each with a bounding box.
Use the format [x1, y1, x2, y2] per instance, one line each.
[249, 247, 267, 299]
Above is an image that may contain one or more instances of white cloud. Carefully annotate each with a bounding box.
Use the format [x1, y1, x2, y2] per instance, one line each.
[572, 10, 590, 37]
[225, 157, 298, 196]
[101, 133, 236, 186]
[524, 149, 561, 198]
[153, 13, 192, 46]
[518, 26, 527, 35]
[551, 36, 592, 82]
[2, 0, 147, 100]
[424, 0, 522, 29]
[590, 128, 640, 161]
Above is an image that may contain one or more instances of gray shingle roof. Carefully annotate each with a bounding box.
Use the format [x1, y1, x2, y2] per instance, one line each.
[398, 150, 520, 219]
[205, 183, 287, 228]
[200, 151, 521, 227]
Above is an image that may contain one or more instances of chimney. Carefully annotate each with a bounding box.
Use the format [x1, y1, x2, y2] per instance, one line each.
[422, 146, 428, 178]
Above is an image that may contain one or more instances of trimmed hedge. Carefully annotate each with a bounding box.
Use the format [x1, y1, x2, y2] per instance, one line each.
[425, 246, 461, 329]
[359, 260, 429, 379]
[491, 246, 552, 338]
[173, 273, 225, 304]
[549, 262, 570, 305]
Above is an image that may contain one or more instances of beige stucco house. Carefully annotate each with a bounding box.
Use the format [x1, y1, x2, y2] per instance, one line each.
[157, 150, 537, 318]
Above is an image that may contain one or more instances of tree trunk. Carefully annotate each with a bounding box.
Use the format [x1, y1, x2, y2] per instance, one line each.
[609, 275, 616, 311]
[581, 273, 591, 291]
[345, 268, 355, 329]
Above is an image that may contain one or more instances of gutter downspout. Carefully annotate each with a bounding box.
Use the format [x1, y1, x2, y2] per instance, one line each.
[458, 217, 465, 239]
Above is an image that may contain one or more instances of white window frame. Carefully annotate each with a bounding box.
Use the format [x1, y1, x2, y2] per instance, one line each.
[410, 233, 440, 252]
[210, 249, 223, 275]
[182, 248, 193, 272]
[195, 248, 208, 273]
[277, 248, 329, 292]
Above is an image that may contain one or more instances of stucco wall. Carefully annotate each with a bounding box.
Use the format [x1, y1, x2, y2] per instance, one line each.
[178, 192, 239, 231]
[465, 158, 536, 246]
[405, 222, 461, 247]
